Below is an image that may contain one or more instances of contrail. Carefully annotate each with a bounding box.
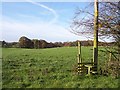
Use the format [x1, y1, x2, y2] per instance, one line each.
[26, 0, 58, 24]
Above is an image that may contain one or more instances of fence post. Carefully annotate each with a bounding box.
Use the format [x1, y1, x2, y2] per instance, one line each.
[77, 41, 82, 75]
[93, 0, 99, 73]
[109, 51, 112, 61]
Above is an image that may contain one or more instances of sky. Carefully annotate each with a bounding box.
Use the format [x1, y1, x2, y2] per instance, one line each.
[1, 1, 93, 42]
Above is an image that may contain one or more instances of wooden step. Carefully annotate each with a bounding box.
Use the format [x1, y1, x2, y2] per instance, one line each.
[91, 70, 97, 74]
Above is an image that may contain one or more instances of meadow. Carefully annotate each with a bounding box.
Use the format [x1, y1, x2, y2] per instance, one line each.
[2, 47, 119, 88]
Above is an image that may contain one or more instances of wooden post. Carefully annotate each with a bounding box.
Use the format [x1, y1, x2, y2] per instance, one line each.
[78, 41, 82, 75]
[93, 0, 98, 73]
[78, 41, 82, 63]
[109, 51, 112, 61]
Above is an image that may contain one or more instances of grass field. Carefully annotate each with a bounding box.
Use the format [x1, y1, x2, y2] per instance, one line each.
[2, 47, 119, 88]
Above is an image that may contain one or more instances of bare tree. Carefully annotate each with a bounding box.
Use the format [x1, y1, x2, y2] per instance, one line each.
[70, 2, 120, 56]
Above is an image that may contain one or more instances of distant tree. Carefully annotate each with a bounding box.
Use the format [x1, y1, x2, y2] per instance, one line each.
[72, 41, 78, 46]
[2, 41, 7, 47]
[11, 42, 19, 48]
[7, 42, 19, 48]
[19, 36, 33, 48]
[32, 39, 40, 49]
[63, 42, 71, 47]
[39, 40, 48, 48]
[54, 42, 63, 47]
[0, 41, 1, 47]
[88, 40, 93, 46]
[47, 42, 55, 48]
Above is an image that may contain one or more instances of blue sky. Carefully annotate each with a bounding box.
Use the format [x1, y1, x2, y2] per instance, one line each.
[2, 1, 93, 42]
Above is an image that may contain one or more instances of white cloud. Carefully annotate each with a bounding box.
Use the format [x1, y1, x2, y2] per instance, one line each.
[2, 17, 86, 42]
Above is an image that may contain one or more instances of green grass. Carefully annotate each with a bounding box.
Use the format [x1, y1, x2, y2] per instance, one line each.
[2, 47, 119, 88]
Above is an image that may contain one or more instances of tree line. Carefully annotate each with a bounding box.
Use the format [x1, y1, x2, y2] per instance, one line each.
[1, 36, 114, 49]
